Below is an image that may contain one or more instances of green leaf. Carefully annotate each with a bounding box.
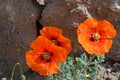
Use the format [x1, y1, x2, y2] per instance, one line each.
[79, 58, 87, 66]
[97, 55, 105, 63]
[67, 57, 74, 66]
[20, 74, 26, 80]
[53, 78, 58, 80]
[47, 53, 104, 80]
[81, 53, 88, 62]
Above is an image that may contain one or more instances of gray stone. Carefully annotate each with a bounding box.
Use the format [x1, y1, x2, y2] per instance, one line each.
[96, 62, 120, 80]
[40, 0, 120, 61]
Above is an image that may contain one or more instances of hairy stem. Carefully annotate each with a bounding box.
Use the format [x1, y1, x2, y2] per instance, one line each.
[10, 63, 23, 80]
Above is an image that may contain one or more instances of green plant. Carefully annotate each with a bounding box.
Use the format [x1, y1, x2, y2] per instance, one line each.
[48, 53, 105, 80]
[10, 63, 25, 80]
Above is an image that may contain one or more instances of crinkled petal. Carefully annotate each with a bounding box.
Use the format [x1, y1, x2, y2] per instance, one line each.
[37, 61, 60, 76]
[77, 18, 98, 37]
[77, 32, 93, 54]
[49, 44, 67, 62]
[26, 50, 43, 72]
[78, 33, 113, 55]
[30, 36, 51, 52]
[26, 50, 60, 76]
[40, 26, 72, 56]
[57, 35, 72, 55]
[77, 18, 116, 55]
[40, 26, 63, 40]
[90, 39, 113, 56]
[31, 36, 67, 62]
[81, 18, 98, 29]
[97, 20, 117, 38]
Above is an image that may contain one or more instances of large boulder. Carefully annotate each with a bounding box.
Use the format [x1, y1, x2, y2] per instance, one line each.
[40, 0, 120, 61]
[0, 0, 44, 79]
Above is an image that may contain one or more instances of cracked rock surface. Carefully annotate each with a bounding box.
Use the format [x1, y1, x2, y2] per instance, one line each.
[40, 0, 120, 62]
[0, 0, 44, 80]
[0, 0, 120, 80]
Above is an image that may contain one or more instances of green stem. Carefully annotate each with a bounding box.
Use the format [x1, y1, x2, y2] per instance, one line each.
[85, 55, 96, 80]
[74, 67, 89, 80]
[88, 55, 96, 63]
[10, 63, 23, 80]
[84, 54, 96, 70]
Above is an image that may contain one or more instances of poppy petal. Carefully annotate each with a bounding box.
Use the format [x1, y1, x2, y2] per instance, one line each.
[40, 26, 72, 55]
[26, 26, 72, 76]
[77, 18, 97, 37]
[57, 35, 72, 55]
[97, 20, 117, 38]
[26, 50, 42, 71]
[30, 36, 51, 52]
[82, 18, 98, 29]
[78, 33, 113, 55]
[26, 50, 60, 76]
[37, 60, 60, 76]
[77, 18, 116, 55]
[40, 26, 63, 40]
[49, 44, 67, 62]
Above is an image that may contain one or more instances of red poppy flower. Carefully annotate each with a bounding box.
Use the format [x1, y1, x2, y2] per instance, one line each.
[77, 18, 117, 55]
[40, 26, 72, 55]
[26, 36, 67, 76]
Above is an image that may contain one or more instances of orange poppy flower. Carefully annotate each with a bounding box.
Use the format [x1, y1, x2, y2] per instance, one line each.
[40, 26, 72, 55]
[26, 36, 67, 76]
[77, 18, 117, 55]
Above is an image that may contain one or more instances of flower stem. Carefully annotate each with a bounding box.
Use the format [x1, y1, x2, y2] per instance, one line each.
[88, 55, 96, 62]
[85, 55, 96, 80]
[10, 63, 23, 80]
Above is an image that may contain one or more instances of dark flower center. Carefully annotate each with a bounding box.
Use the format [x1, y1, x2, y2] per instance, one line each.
[51, 37, 60, 46]
[91, 33, 100, 41]
[43, 52, 51, 60]
[52, 39, 59, 45]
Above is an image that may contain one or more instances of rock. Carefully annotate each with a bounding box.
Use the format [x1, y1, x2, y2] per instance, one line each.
[37, 0, 45, 5]
[96, 62, 120, 80]
[0, 0, 44, 79]
[24, 70, 45, 80]
[40, 0, 85, 55]
[40, 0, 120, 61]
